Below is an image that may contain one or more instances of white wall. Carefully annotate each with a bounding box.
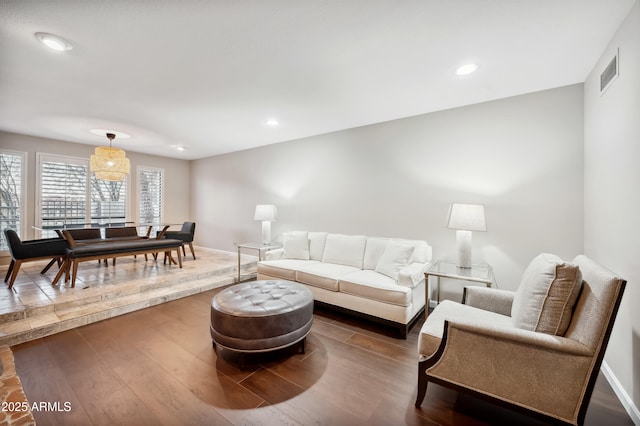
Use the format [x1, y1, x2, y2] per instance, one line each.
[584, 1, 640, 419]
[192, 84, 584, 290]
[0, 131, 192, 241]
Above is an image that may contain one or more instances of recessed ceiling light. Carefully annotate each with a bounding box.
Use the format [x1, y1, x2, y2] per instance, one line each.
[176, 145, 185, 151]
[89, 129, 131, 139]
[455, 63, 478, 76]
[34, 32, 72, 51]
[265, 119, 279, 126]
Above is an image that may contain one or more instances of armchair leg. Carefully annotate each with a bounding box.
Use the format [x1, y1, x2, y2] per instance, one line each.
[4, 260, 15, 283]
[40, 257, 59, 274]
[415, 358, 429, 407]
[188, 242, 196, 260]
[7, 259, 22, 289]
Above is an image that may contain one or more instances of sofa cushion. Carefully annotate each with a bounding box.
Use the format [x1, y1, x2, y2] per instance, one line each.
[296, 262, 360, 291]
[511, 253, 583, 336]
[309, 232, 328, 261]
[340, 270, 411, 306]
[283, 231, 310, 260]
[258, 259, 320, 281]
[363, 237, 389, 270]
[321, 234, 367, 269]
[375, 242, 414, 280]
[418, 300, 514, 358]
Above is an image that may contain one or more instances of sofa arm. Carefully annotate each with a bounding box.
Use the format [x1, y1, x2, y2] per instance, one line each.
[462, 287, 515, 317]
[398, 262, 427, 288]
[264, 248, 284, 261]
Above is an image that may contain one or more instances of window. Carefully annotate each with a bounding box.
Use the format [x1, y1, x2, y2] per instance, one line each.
[91, 179, 127, 226]
[37, 154, 129, 238]
[0, 150, 26, 250]
[138, 167, 164, 224]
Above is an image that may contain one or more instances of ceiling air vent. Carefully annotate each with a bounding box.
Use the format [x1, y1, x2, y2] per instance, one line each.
[600, 49, 619, 95]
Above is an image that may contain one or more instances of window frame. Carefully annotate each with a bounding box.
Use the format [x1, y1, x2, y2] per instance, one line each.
[0, 149, 27, 253]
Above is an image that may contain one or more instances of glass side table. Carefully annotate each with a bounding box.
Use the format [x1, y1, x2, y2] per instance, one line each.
[235, 242, 281, 282]
[425, 260, 494, 316]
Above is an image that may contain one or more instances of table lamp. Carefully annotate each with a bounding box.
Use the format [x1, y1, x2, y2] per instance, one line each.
[254, 204, 278, 245]
[447, 203, 486, 268]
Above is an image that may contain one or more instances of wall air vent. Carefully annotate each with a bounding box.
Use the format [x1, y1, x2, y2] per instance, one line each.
[600, 49, 619, 95]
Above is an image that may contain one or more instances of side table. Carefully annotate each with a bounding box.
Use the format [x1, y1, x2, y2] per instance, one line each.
[235, 242, 281, 282]
[424, 260, 494, 317]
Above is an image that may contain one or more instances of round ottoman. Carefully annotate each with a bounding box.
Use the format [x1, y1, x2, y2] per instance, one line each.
[210, 280, 313, 367]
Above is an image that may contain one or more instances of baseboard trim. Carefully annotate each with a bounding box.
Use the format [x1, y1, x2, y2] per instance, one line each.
[601, 361, 640, 425]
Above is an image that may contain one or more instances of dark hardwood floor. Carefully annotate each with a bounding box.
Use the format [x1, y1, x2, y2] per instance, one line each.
[12, 286, 633, 425]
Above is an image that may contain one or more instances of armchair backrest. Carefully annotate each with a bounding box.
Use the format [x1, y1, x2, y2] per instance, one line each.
[565, 255, 626, 353]
[563, 255, 625, 424]
[181, 222, 196, 236]
[3, 229, 20, 258]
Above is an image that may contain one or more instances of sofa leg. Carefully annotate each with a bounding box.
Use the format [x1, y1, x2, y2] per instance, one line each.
[415, 358, 429, 407]
[400, 324, 408, 339]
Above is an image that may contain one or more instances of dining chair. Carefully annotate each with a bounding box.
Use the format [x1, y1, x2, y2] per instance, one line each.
[3, 229, 68, 290]
[161, 222, 196, 260]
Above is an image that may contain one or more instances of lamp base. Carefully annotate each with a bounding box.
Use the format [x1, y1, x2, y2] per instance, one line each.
[456, 230, 472, 268]
[261, 221, 272, 245]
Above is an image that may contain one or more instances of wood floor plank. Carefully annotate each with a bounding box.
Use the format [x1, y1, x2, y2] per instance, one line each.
[130, 326, 265, 409]
[110, 354, 233, 426]
[239, 368, 305, 405]
[11, 340, 93, 426]
[10, 285, 635, 426]
[42, 330, 161, 425]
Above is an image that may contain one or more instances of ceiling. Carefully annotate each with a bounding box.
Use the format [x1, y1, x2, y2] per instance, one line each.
[0, 0, 635, 160]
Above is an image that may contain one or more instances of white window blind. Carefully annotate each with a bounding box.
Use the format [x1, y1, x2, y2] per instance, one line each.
[138, 167, 164, 225]
[0, 150, 26, 250]
[37, 154, 129, 238]
[91, 179, 127, 226]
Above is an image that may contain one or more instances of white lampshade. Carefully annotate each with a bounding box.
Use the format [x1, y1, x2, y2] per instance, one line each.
[254, 205, 278, 221]
[447, 203, 486, 232]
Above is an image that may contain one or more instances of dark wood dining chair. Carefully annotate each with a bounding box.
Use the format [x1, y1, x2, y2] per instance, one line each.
[3, 229, 68, 290]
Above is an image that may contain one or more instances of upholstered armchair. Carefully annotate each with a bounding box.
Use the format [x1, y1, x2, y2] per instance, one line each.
[415, 254, 626, 426]
[162, 222, 196, 259]
[3, 229, 68, 290]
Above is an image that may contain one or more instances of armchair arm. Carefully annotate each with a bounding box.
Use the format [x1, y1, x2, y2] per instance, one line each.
[398, 262, 427, 288]
[462, 287, 515, 317]
[426, 319, 593, 421]
[264, 248, 284, 261]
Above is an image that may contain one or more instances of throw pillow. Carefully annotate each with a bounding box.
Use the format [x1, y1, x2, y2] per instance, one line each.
[363, 237, 389, 270]
[374, 242, 414, 281]
[511, 253, 583, 335]
[283, 231, 310, 260]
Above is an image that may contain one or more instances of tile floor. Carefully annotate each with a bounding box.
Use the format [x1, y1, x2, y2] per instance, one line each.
[0, 247, 257, 347]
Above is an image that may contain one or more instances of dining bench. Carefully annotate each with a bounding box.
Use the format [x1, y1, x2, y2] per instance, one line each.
[52, 234, 184, 287]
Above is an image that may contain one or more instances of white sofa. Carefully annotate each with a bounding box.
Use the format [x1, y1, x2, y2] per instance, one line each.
[257, 231, 432, 338]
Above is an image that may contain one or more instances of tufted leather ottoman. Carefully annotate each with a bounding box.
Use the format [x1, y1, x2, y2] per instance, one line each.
[210, 280, 313, 367]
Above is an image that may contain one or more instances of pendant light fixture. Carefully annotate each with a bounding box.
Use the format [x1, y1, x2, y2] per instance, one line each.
[90, 132, 130, 181]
